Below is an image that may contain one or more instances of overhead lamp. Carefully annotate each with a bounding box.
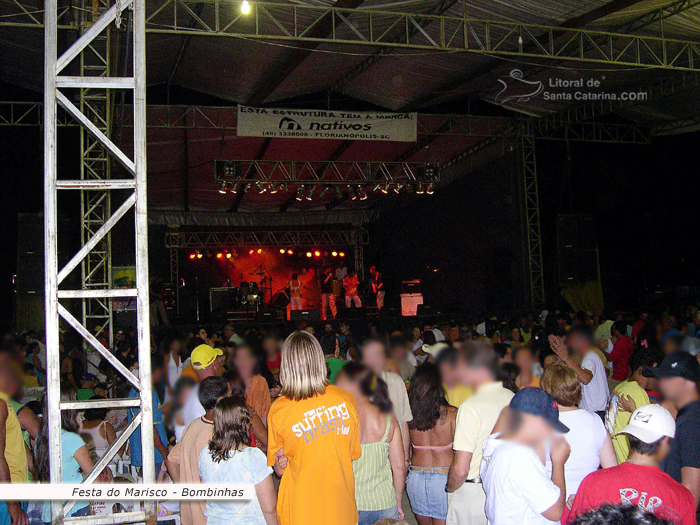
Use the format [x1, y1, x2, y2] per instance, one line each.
[319, 185, 331, 198]
[416, 183, 425, 194]
[270, 183, 278, 194]
[280, 182, 289, 192]
[287, 249, 293, 255]
[216, 252, 223, 259]
[373, 183, 382, 192]
[189, 252, 197, 260]
[335, 186, 344, 199]
[196, 252, 203, 259]
[249, 249, 255, 255]
[393, 183, 403, 194]
[257, 248, 263, 254]
[296, 185, 304, 201]
[226, 252, 232, 259]
[381, 182, 390, 194]
[359, 186, 367, 201]
[426, 183, 434, 195]
[231, 182, 242, 194]
[305, 186, 316, 201]
[331, 251, 338, 257]
[241, 0, 251, 14]
[339, 251, 345, 257]
[348, 186, 357, 200]
[256, 182, 267, 194]
[306, 251, 313, 258]
[314, 250, 321, 257]
[218, 181, 228, 194]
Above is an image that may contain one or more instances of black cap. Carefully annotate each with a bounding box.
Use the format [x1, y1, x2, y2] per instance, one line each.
[509, 387, 570, 433]
[643, 351, 700, 383]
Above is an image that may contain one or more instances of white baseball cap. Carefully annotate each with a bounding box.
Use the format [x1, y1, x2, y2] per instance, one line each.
[422, 342, 449, 358]
[618, 404, 676, 444]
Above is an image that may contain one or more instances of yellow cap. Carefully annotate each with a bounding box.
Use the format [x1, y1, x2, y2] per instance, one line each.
[191, 344, 223, 370]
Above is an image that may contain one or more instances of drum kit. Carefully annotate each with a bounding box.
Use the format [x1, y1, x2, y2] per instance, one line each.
[235, 266, 271, 311]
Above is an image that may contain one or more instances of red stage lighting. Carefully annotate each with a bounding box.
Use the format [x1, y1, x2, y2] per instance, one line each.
[287, 249, 293, 255]
[306, 252, 312, 258]
[339, 251, 345, 257]
[257, 248, 263, 254]
[196, 252, 203, 259]
[314, 250, 321, 257]
[216, 252, 223, 259]
[331, 251, 338, 257]
[226, 252, 232, 259]
[189, 253, 196, 260]
[249, 249, 254, 255]
[280, 248, 286, 254]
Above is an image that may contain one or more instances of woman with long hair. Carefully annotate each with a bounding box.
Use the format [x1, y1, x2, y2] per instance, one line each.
[223, 368, 268, 451]
[233, 345, 271, 424]
[336, 362, 405, 525]
[162, 337, 185, 403]
[34, 385, 98, 521]
[406, 363, 456, 525]
[267, 331, 361, 525]
[80, 395, 125, 457]
[198, 396, 278, 525]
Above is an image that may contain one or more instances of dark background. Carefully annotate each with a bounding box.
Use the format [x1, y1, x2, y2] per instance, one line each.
[2, 80, 698, 323]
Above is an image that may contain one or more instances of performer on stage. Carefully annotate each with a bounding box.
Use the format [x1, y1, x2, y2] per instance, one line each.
[289, 273, 303, 310]
[369, 265, 385, 311]
[343, 269, 362, 308]
[321, 266, 337, 320]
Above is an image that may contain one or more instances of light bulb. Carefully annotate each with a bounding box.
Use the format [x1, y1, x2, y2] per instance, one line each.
[241, 0, 251, 14]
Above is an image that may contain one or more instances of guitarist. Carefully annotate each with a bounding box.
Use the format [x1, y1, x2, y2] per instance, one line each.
[369, 265, 385, 311]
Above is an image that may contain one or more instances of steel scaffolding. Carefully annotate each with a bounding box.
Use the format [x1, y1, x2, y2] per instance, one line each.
[44, 0, 155, 524]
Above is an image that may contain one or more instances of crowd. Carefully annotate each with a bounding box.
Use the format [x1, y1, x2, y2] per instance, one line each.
[2, 306, 700, 525]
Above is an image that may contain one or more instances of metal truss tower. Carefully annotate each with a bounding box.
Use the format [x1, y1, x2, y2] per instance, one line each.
[79, 0, 114, 374]
[44, 0, 155, 524]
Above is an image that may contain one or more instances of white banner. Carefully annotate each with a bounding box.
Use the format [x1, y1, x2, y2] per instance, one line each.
[2, 483, 252, 501]
[237, 105, 417, 142]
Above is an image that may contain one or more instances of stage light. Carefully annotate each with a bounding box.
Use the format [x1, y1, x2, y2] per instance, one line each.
[226, 252, 232, 259]
[319, 185, 331, 197]
[348, 186, 357, 200]
[241, 0, 251, 14]
[257, 248, 263, 254]
[306, 251, 312, 258]
[426, 183, 434, 195]
[196, 252, 203, 259]
[359, 186, 367, 200]
[296, 185, 304, 201]
[256, 182, 267, 194]
[218, 181, 228, 194]
[394, 183, 403, 194]
[339, 251, 345, 257]
[287, 249, 293, 255]
[216, 252, 223, 259]
[416, 183, 425, 195]
[314, 250, 321, 257]
[189, 252, 196, 260]
[231, 182, 241, 194]
[280, 182, 289, 192]
[335, 186, 343, 199]
[270, 183, 278, 194]
[249, 249, 254, 255]
[373, 183, 382, 192]
[280, 248, 286, 254]
[381, 182, 390, 194]
[332, 251, 338, 257]
[305, 186, 316, 201]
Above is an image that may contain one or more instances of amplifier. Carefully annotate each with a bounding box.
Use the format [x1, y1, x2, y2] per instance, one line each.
[402, 280, 421, 294]
[290, 309, 321, 322]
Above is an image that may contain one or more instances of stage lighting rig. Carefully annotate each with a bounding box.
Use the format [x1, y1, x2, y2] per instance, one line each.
[216, 252, 223, 259]
[270, 183, 279, 194]
[287, 249, 294, 255]
[256, 182, 267, 194]
[339, 252, 346, 257]
[335, 186, 344, 199]
[314, 250, 321, 257]
[280, 249, 286, 254]
[231, 182, 242, 194]
[295, 186, 304, 201]
[189, 252, 197, 260]
[241, 0, 251, 14]
[427, 183, 434, 195]
[348, 186, 357, 200]
[359, 186, 368, 201]
[416, 183, 425, 195]
[218, 181, 228, 194]
[319, 185, 331, 198]
[382, 183, 390, 194]
[305, 186, 316, 201]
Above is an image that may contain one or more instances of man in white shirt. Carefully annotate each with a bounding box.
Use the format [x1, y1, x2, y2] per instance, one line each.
[361, 339, 413, 458]
[551, 325, 609, 417]
[481, 387, 571, 525]
[446, 342, 514, 525]
[182, 344, 223, 426]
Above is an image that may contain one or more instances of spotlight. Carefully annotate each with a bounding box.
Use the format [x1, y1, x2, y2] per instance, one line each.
[359, 186, 367, 200]
[241, 0, 251, 14]
[196, 252, 203, 259]
[256, 182, 266, 194]
[339, 251, 345, 257]
[218, 181, 228, 194]
[270, 183, 278, 194]
[305, 186, 316, 201]
[426, 183, 434, 195]
[319, 185, 331, 198]
[416, 183, 425, 195]
[226, 252, 232, 259]
[373, 183, 382, 192]
[314, 250, 321, 257]
[393, 183, 403, 194]
[335, 186, 343, 199]
[296, 185, 304, 201]
[381, 182, 390, 194]
[287, 249, 293, 255]
[306, 251, 312, 258]
[257, 248, 263, 254]
[216, 252, 223, 259]
[348, 186, 357, 200]
[280, 248, 286, 254]
[280, 182, 289, 192]
[231, 182, 242, 194]
[332, 251, 338, 257]
[189, 252, 196, 260]
[249, 249, 254, 255]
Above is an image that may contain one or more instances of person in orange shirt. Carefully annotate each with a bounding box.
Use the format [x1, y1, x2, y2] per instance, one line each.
[233, 345, 271, 424]
[267, 331, 361, 525]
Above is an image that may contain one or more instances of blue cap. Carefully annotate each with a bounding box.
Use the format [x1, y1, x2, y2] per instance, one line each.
[510, 387, 569, 433]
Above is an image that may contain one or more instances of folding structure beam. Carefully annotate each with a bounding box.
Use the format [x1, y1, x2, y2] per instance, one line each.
[44, 0, 155, 524]
[165, 229, 369, 248]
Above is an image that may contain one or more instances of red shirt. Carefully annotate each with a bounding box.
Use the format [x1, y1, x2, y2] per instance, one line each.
[632, 320, 645, 339]
[609, 335, 634, 381]
[266, 354, 281, 378]
[567, 462, 696, 525]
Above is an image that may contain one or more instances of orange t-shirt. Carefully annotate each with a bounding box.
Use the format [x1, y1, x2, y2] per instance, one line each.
[246, 374, 271, 422]
[267, 385, 361, 525]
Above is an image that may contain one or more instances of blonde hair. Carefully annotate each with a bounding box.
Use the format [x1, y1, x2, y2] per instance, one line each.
[280, 331, 328, 401]
[541, 363, 582, 407]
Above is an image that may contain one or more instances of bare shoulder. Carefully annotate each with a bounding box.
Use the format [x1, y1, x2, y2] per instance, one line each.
[446, 405, 458, 421]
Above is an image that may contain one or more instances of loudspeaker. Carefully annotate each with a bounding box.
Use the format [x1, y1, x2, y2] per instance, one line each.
[290, 309, 321, 322]
[557, 215, 599, 283]
[256, 310, 283, 323]
[16, 214, 44, 296]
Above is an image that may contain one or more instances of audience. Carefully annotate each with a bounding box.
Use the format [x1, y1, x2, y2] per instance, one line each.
[182, 344, 224, 426]
[232, 345, 271, 424]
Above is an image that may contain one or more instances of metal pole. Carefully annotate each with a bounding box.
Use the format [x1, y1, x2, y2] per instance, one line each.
[43, 0, 64, 521]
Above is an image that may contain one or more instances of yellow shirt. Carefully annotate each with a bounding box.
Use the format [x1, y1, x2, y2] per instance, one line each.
[605, 380, 649, 463]
[0, 391, 28, 483]
[267, 385, 361, 525]
[519, 376, 541, 390]
[453, 381, 514, 480]
[445, 384, 473, 407]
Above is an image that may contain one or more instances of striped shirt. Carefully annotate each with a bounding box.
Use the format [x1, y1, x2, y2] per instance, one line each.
[352, 414, 395, 511]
